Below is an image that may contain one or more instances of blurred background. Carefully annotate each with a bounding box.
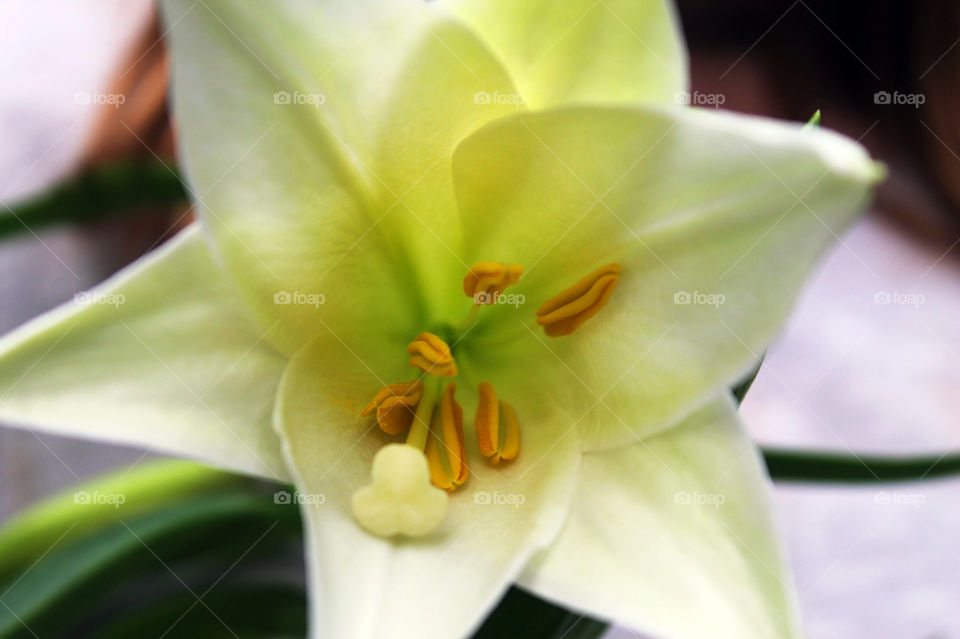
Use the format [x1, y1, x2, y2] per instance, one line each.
[1, 1, 958, 638]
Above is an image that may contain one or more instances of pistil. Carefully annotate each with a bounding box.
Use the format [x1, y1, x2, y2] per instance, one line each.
[353, 377, 448, 537]
[405, 377, 439, 450]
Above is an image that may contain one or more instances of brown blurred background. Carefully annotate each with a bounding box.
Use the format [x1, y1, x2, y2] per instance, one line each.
[681, 0, 960, 246]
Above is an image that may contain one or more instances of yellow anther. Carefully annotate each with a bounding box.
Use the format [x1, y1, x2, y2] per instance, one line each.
[360, 381, 423, 435]
[536, 263, 620, 337]
[425, 383, 469, 491]
[463, 261, 524, 305]
[406, 332, 458, 377]
[474, 382, 520, 465]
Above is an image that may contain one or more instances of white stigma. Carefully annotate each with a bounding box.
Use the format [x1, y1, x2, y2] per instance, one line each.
[352, 443, 448, 537]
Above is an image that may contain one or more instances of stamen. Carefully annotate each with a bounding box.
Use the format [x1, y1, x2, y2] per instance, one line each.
[425, 383, 469, 490]
[407, 332, 458, 377]
[474, 382, 520, 464]
[360, 381, 423, 435]
[536, 263, 620, 337]
[463, 261, 523, 305]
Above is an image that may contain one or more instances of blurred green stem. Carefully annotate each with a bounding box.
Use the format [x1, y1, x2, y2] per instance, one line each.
[0, 160, 188, 237]
[728, 362, 960, 483]
[763, 448, 960, 482]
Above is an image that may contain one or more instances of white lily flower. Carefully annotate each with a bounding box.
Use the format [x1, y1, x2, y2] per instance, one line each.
[0, 1, 882, 638]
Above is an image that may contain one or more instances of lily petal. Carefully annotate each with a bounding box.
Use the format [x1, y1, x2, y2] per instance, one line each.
[440, 0, 688, 107]
[162, 0, 519, 352]
[0, 226, 288, 481]
[274, 333, 580, 639]
[452, 105, 882, 450]
[520, 395, 802, 639]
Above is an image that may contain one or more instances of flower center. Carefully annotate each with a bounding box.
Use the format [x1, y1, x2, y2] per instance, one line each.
[351, 261, 621, 537]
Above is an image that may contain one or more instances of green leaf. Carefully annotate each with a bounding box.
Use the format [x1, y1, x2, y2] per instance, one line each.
[0, 490, 301, 638]
[0, 161, 186, 239]
[471, 587, 608, 639]
[0, 460, 243, 582]
[93, 585, 307, 639]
